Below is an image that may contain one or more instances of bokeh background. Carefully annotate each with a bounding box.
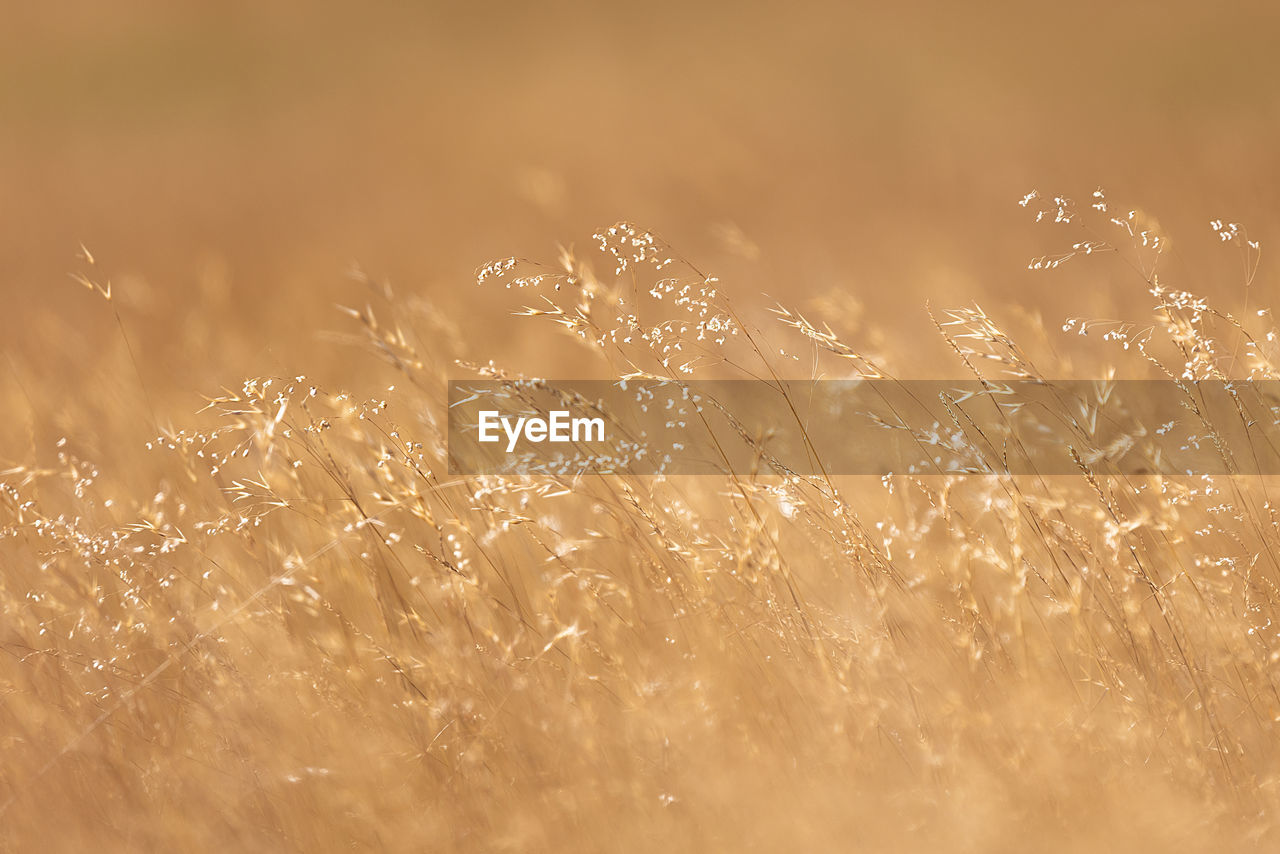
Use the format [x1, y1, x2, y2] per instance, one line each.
[6, 5, 1280, 850]
[3, 0, 1279, 413]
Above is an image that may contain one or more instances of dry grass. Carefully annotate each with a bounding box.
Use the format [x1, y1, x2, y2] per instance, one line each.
[3, 193, 1280, 852]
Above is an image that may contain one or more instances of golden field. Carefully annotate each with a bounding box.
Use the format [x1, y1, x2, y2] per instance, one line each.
[4, 2, 1280, 850]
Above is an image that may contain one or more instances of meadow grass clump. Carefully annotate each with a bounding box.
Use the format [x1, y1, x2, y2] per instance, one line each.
[2, 192, 1280, 851]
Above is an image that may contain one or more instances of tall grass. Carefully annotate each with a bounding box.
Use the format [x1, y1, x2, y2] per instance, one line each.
[2, 193, 1278, 852]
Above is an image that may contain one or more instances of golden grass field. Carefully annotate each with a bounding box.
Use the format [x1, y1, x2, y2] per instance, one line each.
[5, 2, 1280, 851]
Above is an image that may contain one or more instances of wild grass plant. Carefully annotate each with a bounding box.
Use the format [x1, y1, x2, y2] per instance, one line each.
[2, 193, 1279, 851]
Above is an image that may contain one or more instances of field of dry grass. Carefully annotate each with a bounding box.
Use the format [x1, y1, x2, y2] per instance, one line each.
[5, 3, 1280, 852]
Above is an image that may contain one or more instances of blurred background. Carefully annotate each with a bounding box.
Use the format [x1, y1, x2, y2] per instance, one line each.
[3, 0, 1279, 412]
[5, 6, 1280, 849]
